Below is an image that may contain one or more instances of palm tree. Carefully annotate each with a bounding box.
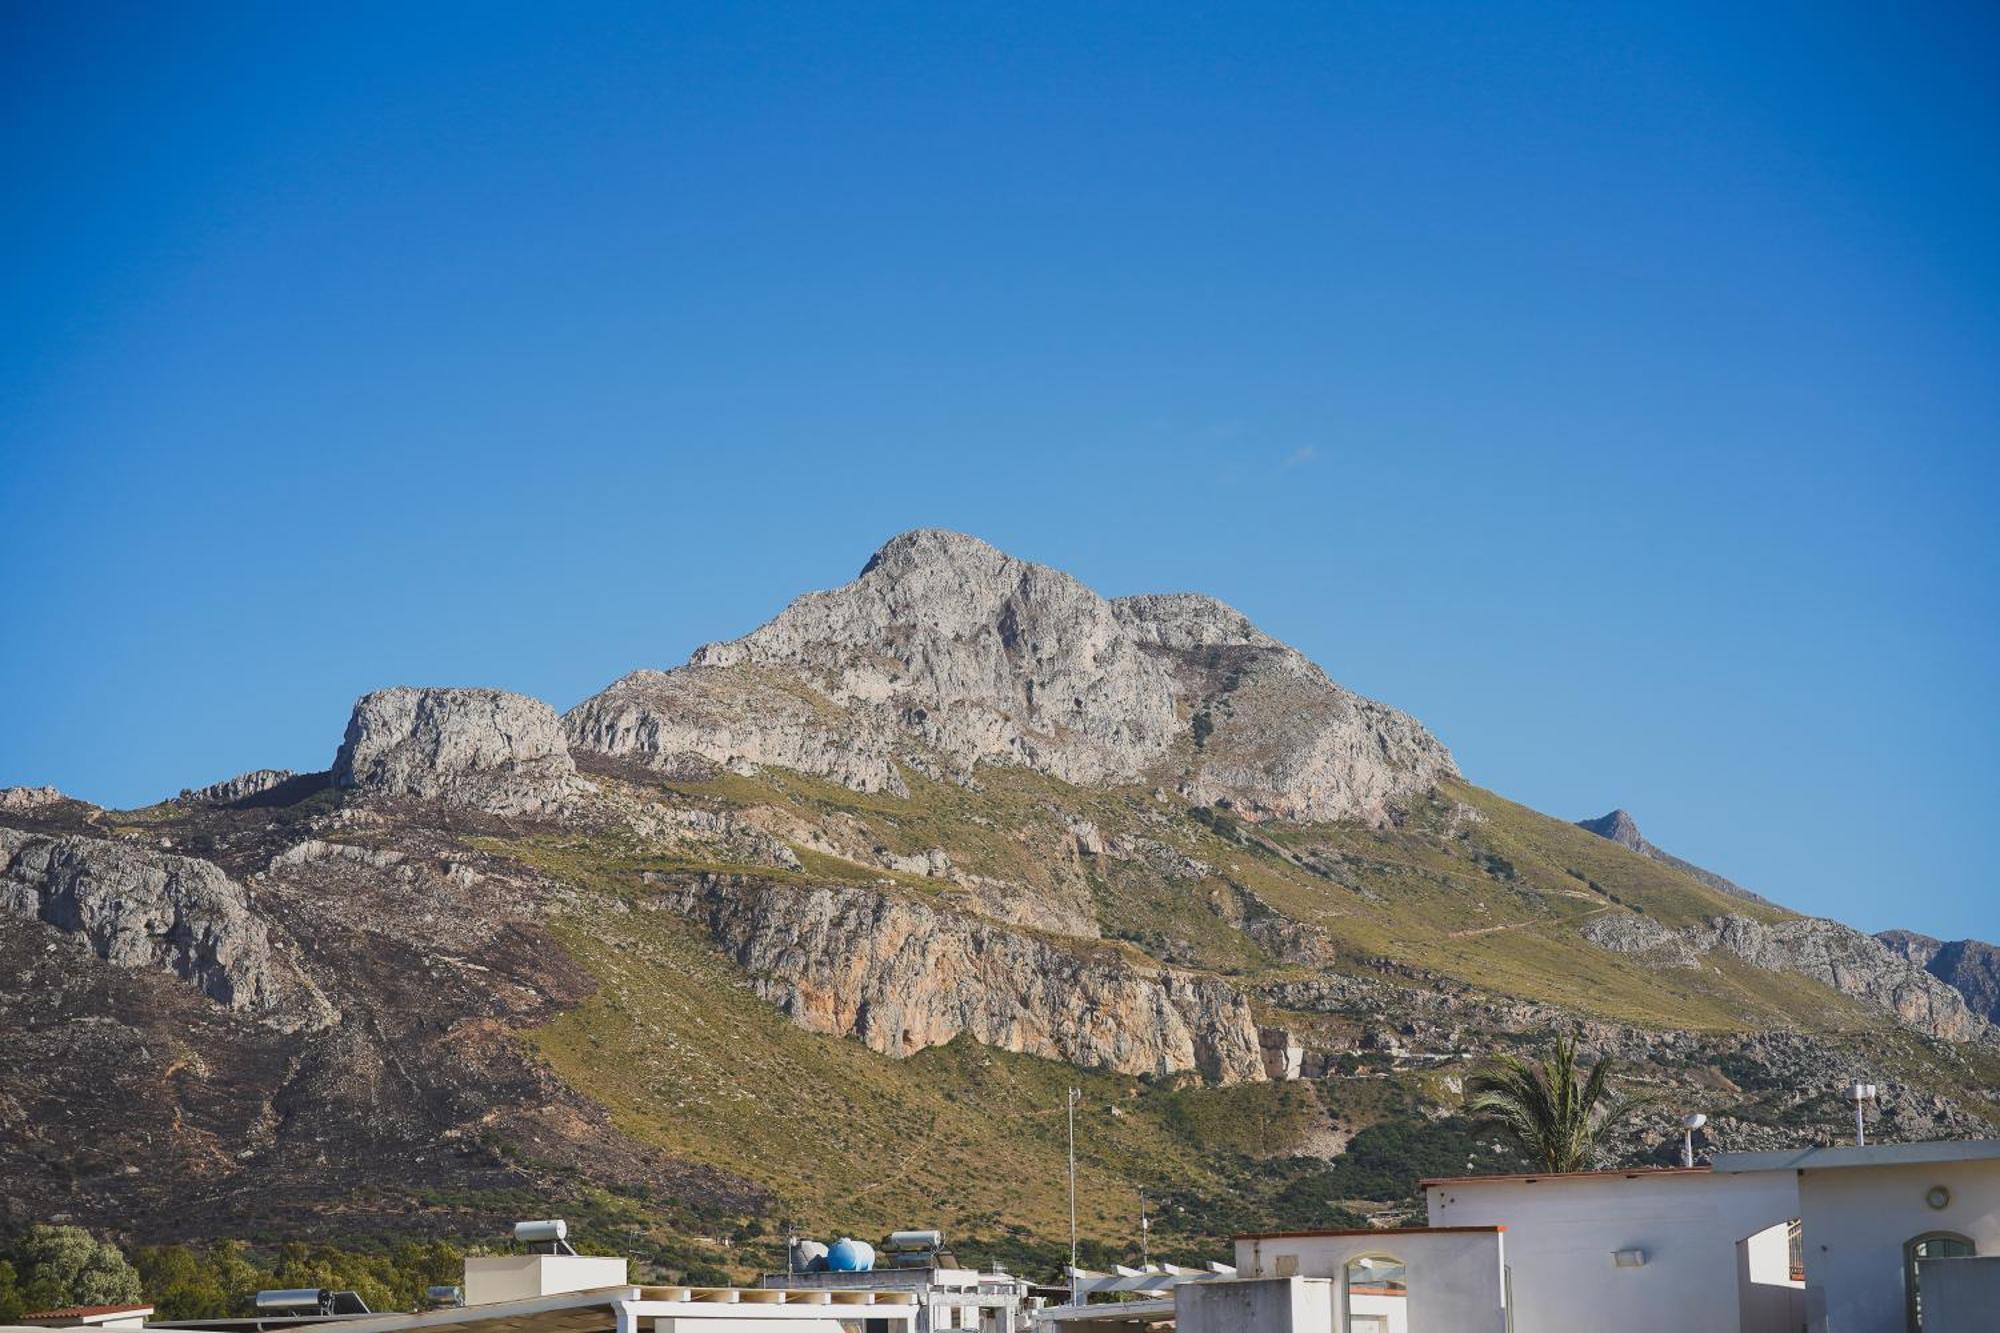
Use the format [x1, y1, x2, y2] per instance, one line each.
[1464, 1032, 1646, 1173]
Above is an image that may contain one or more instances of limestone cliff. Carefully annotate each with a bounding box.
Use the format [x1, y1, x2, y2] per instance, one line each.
[654, 873, 1271, 1082]
[0, 827, 331, 1031]
[1581, 904, 1984, 1042]
[334, 686, 590, 814]
[1879, 929, 2000, 1025]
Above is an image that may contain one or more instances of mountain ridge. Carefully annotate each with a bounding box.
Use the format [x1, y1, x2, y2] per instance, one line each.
[1, 528, 1995, 1277]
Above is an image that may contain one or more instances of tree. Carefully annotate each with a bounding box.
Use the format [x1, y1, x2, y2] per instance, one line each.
[0, 1258, 26, 1322]
[1463, 1032, 1645, 1173]
[134, 1245, 233, 1321]
[14, 1225, 143, 1312]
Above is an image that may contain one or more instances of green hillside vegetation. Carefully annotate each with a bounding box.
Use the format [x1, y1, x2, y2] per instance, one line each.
[569, 762, 1888, 1036]
[506, 833, 1522, 1275]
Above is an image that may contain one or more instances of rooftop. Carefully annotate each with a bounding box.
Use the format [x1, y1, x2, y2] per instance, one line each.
[1235, 1226, 1503, 1240]
[1713, 1139, 2000, 1174]
[1420, 1166, 1713, 1189]
[17, 1309, 154, 1323]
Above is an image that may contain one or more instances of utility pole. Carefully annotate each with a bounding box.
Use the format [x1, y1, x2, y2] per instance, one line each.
[1067, 1086, 1082, 1305]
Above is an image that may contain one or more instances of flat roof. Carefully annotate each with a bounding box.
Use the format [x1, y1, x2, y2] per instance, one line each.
[171, 1284, 921, 1333]
[19, 1309, 152, 1322]
[1235, 1226, 1503, 1240]
[1420, 1166, 1712, 1189]
[1713, 1139, 2000, 1174]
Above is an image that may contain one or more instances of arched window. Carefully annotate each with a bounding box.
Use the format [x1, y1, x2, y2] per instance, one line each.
[1904, 1231, 1975, 1332]
[1344, 1254, 1408, 1333]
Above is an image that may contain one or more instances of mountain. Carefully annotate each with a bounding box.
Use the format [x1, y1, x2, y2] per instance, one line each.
[2, 530, 1995, 1280]
[1878, 930, 2000, 1025]
[1576, 808, 1774, 906]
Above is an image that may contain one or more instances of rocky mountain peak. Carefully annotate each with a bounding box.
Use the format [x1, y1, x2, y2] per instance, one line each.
[333, 687, 588, 815]
[1579, 808, 1647, 850]
[1577, 807, 1773, 907]
[568, 530, 1456, 822]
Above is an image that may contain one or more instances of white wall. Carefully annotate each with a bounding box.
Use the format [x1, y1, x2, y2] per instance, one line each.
[1736, 1221, 1806, 1333]
[1425, 1171, 1800, 1333]
[1793, 1159, 2000, 1333]
[1233, 1230, 1507, 1333]
[462, 1255, 631, 1306]
[1174, 1278, 1334, 1333]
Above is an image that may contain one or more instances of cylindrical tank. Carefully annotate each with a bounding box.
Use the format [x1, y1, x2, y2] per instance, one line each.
[825, 1238, 876, 1272]
[255, 1290, 323, 1312]
[792, 1239, 829, 1273]
[514, 1219, 568, 1245]
[885, 1230, 943, 1252]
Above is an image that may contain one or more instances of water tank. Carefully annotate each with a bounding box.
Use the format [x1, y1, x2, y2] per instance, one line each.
[255, 1290, 323, 1313]
[885, 1230, 943, 1252]
[792, 1239, 829, 1273]
[825, 1238, 875, 1272]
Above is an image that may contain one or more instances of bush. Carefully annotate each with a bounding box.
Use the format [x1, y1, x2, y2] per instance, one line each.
[13, 1225, 143, 1312]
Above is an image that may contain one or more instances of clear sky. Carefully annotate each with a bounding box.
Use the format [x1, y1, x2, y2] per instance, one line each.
[3, 3, 1996, 940]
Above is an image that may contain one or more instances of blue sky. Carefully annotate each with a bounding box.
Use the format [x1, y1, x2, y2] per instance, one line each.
[3, 3, 1995, 940]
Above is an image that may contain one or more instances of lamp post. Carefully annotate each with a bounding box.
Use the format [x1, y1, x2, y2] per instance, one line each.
[1681, 1113, 1707, 1168]
[1850, 1081, 1877, 1147]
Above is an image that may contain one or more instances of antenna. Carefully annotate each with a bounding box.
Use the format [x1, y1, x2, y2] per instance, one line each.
[1680, 1113, 1707, 1168]
[1849, 1082, 1878, 1147]
[1138, 1190, 1150, 1268]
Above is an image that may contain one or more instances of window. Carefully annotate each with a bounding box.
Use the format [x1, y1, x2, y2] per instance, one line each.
[1905, 1231, 1975, 1332]
[1345, 1255, 1408, 1333]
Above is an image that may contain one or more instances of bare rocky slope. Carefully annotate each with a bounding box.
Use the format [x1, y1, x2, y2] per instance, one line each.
[1, 530, 1995, 1274]
[564, 529, 1455, 823]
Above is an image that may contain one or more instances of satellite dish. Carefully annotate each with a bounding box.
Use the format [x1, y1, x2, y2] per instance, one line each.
[1682, 1113, 1708, 1131]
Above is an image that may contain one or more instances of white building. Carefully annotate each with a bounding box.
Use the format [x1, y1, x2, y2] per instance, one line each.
[1714, 1140, 2000, 1332]
[1425, 1138, 2000, 1333]
[1036, 1228, 1511, 1332]
[763, 1263, 1034, 1332]
[1424, 1164, 1802, 1333]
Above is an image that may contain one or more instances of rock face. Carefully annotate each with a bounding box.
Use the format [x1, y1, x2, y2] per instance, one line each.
[176, 768, 298, 806]
[656, 873, 1270, 1082]
[1577, 808, 1773, 906]
[1581, 911, 1702, 968]
[1879, 930, 2000, 1024]
[567, 530, 1454, 823]
[0, 786, 74, 812]
[333, 687, 588, 814]
[0, 828, 328, 1030]
[1691, 914, 1982, 1042]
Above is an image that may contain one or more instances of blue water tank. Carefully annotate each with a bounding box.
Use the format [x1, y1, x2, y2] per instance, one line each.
[825, 1238, 875, 1272]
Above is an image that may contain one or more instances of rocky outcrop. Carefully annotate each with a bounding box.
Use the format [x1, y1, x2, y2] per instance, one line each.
[567, 530, 1453, 822]
[333, 687, 589, 814]
[1581, 911, 1701, 968]
[653, 873, 1269, 1082]
[176, 768, 297, 806]
[0, 786, 76, 812]
[1690, 914, 1982, 1041]
[1577, 808, 1772, 906]
[1879, 930, 2000, 1024]
[0, 828, 330, 1030]
[1572, 906, 1985, 1042]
